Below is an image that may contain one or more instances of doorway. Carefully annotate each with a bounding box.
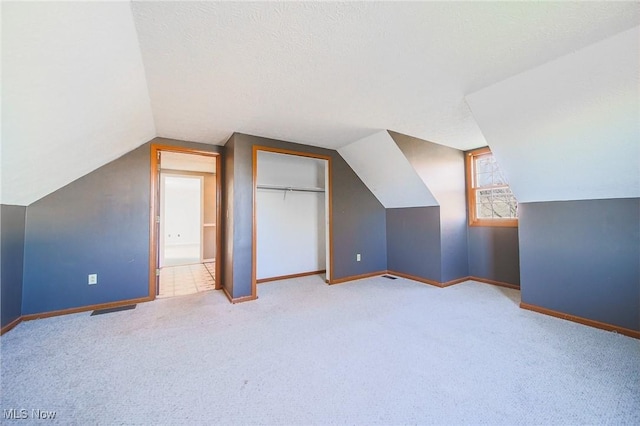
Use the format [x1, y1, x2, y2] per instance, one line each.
[252, 145, 333, 299]
[150, 145, 221, 299]
[160, 174, 203, 267]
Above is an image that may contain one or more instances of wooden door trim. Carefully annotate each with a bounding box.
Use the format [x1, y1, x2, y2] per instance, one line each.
[251, 145, 334, 299]
[149, 144, 222, 299]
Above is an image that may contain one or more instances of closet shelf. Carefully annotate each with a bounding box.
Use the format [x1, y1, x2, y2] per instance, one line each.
[256, 184, 325, 193]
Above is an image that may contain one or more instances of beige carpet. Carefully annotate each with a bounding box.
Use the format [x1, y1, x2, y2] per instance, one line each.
[1, 275, 638, 424]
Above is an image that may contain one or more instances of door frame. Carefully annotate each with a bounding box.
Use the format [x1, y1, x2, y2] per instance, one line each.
[149, 144, 222, 299]
[252, 145, 333, 298]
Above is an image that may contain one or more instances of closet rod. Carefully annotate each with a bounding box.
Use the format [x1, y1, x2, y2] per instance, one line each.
[256, 184, 325, 193]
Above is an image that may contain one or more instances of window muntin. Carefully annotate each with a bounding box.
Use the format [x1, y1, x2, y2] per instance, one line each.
[466, 147, 517, 227]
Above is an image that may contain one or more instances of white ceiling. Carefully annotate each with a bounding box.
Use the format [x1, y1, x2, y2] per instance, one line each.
[338, 131, 437, 208]
[467, 26, 640, 203]
[2, 1, 639, 205]
[2, 1, 155, 206]
[131, 1, 639, 150]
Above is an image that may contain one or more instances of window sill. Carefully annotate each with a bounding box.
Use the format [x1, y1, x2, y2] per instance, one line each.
[469, 219, 518, 228]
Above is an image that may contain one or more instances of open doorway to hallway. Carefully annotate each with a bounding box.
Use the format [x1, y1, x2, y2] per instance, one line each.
[151, 147, 221, 299]
[161, 174, 203, 267]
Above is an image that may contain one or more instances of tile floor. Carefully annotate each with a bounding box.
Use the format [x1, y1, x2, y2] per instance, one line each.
[158, 262, 216, 298]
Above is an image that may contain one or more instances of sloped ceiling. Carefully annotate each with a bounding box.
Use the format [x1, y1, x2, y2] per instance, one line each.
[338, 131, 437, 208]
[2, 2, 156, 206]
[130, 1, 639, 150]
[2, 2, 639, 206]
[466, 26, 640, 203]
[389, 131, 466, 211]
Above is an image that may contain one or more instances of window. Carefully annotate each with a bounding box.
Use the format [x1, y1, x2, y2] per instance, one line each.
[466, 147, 518, 227]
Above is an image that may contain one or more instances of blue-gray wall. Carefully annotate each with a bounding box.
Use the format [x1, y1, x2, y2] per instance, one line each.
[468, 227, 520, 285]
[5, 133, 637, 337]
[1, 205, 26, 327]
[386, 207, 441, 282]
[22, 138, 221, 315]
[224, 133, 387, 299]
[519, 198, 639, 331]
[441, 221, 470, 282]
[22, 145, 150, 314]
[389, 132, 469, 283]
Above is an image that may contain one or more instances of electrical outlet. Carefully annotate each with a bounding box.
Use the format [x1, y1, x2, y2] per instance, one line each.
[88, 274, 98, 285]
[356, 253, 361, 262]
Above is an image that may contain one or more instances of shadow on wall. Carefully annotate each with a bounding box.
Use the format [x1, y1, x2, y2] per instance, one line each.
[468, 226, 520, 286]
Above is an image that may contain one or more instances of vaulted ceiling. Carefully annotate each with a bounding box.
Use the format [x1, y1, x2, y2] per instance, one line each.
[2, 1, 639, 205]
[131, 1, 639, 150]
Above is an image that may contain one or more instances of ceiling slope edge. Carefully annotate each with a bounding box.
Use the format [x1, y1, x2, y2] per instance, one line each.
[1, 2, 156, 206]
[337, 130, 438, 208]
[465, 26, 640, 204]
[388, 131, 466, 212]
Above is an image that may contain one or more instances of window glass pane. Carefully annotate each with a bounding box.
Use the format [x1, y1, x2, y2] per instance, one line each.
[477, 203, 493, 219]
[477, 189, 492, 204]
[491, 170, 508, 186]
[474, 155, 508, 187]
[476, 189, 491, 219]
[468, 149, 518, 223]
[492, 201, 512, 218]
[476, 172, 493, 187]
[475, 188, 517, 219]
[475, 156, 494, 174]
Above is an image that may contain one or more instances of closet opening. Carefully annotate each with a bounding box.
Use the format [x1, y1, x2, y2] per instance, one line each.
[150, 145, 221, 300]
[252, 146, 333, 297]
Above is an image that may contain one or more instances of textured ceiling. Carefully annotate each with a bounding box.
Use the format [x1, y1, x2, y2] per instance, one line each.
[3, 2, 639, 206]
[131, 1, 640, 150]
[2, 2, 155, 205]
[467, 26, 640, 203]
